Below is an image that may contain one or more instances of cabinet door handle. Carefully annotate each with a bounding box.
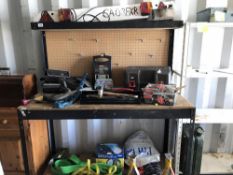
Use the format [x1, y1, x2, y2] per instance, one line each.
[2, 119, 8, 125]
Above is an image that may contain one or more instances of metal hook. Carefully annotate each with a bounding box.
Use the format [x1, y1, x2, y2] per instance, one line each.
[77, 53, 82, 57]
[92, 38, 99, 43]
[68, 38, 74, 41]
[157, 39, 162, 43]
[148, 54, 154, 58]
[100, 53, 106, 56]
[138, 38, 144, 43]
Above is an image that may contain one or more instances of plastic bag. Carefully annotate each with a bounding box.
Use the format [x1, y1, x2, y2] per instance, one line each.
[124, 131, 160, 167]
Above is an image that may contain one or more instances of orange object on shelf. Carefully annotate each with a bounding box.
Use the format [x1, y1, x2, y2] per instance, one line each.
[140, 2, 153, 16]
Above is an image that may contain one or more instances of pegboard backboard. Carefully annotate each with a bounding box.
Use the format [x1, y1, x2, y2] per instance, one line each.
[45, 29, 170, 86]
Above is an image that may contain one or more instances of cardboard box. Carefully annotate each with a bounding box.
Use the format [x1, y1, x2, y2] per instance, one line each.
[96, 144, 124, 168]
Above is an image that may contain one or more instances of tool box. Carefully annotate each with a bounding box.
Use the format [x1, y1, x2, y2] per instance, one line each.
[142, 84, 176, 105]
[125, 66, 171, 90]
[96, 144, 124, 169]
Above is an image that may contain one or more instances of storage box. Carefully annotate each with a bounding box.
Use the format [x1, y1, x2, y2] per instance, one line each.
[125, 66, 171, 90]
[142, 84, 176, 105]
[197, 8, 226, 22]
[96, 144, 124, 169]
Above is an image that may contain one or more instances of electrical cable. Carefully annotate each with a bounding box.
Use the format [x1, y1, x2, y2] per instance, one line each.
[75, 6, 111, 22]
[143, 162, 162, 175]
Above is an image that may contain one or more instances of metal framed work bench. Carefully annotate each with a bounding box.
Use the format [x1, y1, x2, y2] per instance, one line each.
[17, 19, 196, 175]
[18, 95, 195, 175]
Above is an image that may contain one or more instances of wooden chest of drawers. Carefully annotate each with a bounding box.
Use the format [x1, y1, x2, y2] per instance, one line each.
[0, 75, 50, 175]
[0, 109, 19, 131]
[0, 108, 24, 174]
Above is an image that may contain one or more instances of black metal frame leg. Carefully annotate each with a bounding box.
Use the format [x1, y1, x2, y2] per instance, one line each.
[186, 110, 196, 175]
[18, 109, 30, 175]
[163, 119, 169, 153]
[48, 119, 56, 155]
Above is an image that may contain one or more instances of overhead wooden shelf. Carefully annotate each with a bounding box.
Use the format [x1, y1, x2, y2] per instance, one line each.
[31, 20, 183, 30]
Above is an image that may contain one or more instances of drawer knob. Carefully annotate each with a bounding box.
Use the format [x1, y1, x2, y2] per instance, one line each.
[2, 119, 8, 125]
